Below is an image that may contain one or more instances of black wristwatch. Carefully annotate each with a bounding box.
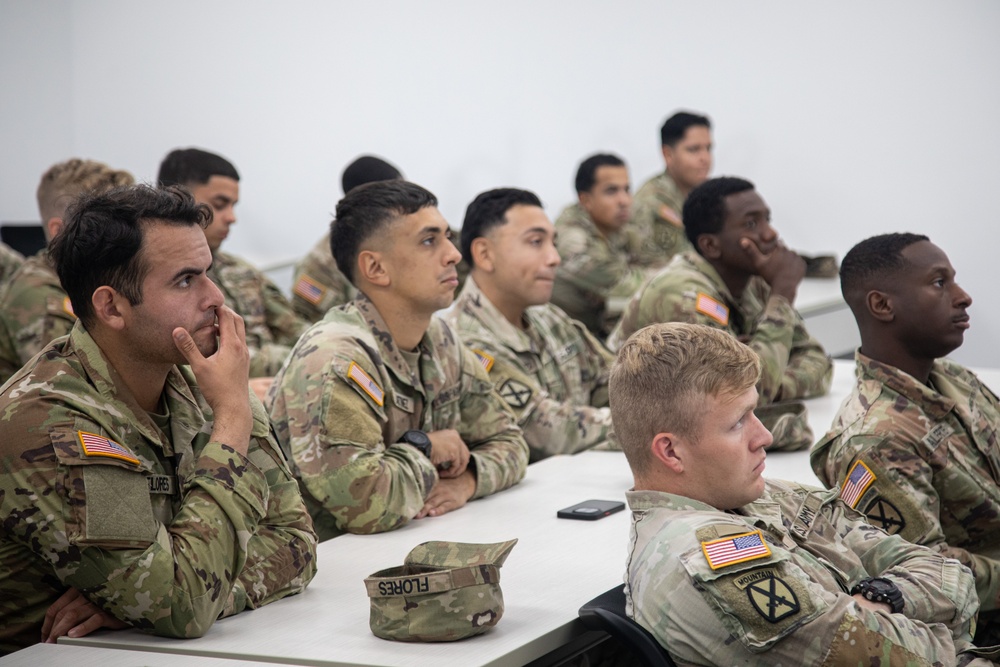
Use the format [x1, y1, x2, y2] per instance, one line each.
[400, 429, 432, 459]
[850, 577, 904, 613]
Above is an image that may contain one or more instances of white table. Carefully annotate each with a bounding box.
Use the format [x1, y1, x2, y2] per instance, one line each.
[0, 642, 303, 666]
[63, 451, 636, 667]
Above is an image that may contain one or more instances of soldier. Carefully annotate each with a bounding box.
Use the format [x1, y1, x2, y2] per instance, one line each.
[549, 153, 652, 338]
[810, 232, 1000, 645]
[0, 185, 317, 655]
[445, 187, 616, 461]
[611, 322, 995, 665]
[0, 159, 134, 383]
[0, 242, 22, 285]
[267, 180, 528, 542]
[292, 155, 402, 323]
[631, 111, 711, 265]
[158, 148, 308, 379]
[607, 177, 831, 450]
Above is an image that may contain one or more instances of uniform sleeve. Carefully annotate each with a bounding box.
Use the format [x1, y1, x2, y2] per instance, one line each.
[630, 531, 966, 665]
[776, 309, 832, 401]
[248, 342, 294, 378]
[630, 195, 690, 268]
[456, 346, 529, 499]
[269, 336, 438, 535]
[291, 251, 355, 324]
[2, 286, 77, 367]
[261, 275, 309, 346]
[555, 226, 649, 302]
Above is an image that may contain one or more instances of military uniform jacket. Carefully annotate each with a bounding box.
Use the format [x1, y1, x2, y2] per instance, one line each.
[607, 250, 832, 405]
[290, 231, 356, 324]
[0, 251, 76, 384]
[630, 171, 693, 267]
[0, 323, 318, 655]
[0, 242, 23, 285]
[812, 353, 1000, 622]
[208, 251, 308, 377]
[444, 277, 616, 461]
[626, 481, 985, 666]
[267, 294, 529, 541]
[550, 203, 653, 337]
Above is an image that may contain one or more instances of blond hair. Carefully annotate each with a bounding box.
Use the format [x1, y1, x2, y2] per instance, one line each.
[609, 323, 760, 475]
[37, 159, 134, 223]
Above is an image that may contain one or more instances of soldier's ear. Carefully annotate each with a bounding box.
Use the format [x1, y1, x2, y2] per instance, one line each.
[470, 237, 494, 273]
[45, 217, 64, 242]
[91, 286, 127, 331]
[661, 144, 674, 170]
[866, 290, 894, 323]
[650, 432, 685, 473]
[697, 233, 722, 260]
[357, 250, 389, 288]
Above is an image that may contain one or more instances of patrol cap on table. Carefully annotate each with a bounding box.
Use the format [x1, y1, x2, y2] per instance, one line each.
[364, 539, 517, 642]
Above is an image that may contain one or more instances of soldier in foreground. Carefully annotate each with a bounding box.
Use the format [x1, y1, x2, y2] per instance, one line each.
[446, 187, 616, 461]
[812, 232, 1000, 645]
[0, 185, 317, 655]
[611, 322, 996, 665]
[0, 158, 133, 383]
[267, 180, 528, 541]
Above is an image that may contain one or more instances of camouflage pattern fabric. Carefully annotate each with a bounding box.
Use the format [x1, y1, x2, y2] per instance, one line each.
[267, 293, 529, 542]
[209, 251, 309, 377]
[365, 539, 517, 642]
[549, 203, 655, 338]
[630, 171, 693, 267]
[625, 480, 991, 665]
[0, 323, 318, 655]
[812, 352, 1000, 643]
[0, 251, 75, 384]
[444, 277, 617, 461]
[0, 242, 23, 285]
[291, 231, 357, 324]
[608, 250, 831, 402]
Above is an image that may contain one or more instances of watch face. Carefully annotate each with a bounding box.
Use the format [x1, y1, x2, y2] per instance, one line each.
[404, 430, 430, 447]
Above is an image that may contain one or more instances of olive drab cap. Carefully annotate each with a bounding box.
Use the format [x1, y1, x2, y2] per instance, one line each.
[364, 539, 518, 641]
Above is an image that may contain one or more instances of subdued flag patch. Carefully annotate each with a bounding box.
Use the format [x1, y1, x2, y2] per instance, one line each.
[701, 529, 771, 570]
[294, 275, 326, 305]
[839, 460, 876, 508]
[472, 349, 494, 372]
[349, 361, 384, 406]
[695, 293, 729, 326]
[78, 431, 139, 465]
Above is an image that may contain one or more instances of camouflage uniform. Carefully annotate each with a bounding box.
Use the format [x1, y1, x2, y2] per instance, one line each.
[0, 323, 318, 655]
[0, 251, 76, 384]
[812, 352, 1000, 643]
[267, 293, 529, 542]
[626, 480, 992, 666]
[630, 171, 693, 267]
[0, 242, 23, 285]
[550, 203, 654, 338]
[291, 231, 356, 324]
[444, 277, 616, 461]
[209, 251, 309, 377]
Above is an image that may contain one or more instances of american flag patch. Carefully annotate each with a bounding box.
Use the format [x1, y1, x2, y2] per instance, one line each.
[348, 361, 384, 406]
[839, 460, 876, 508]
[77, 431, 139, 465]
[472, 349, 494, 372]
[63, 297, 76, 317]
[695, 293, 729, 326]
[701, 530, 771, 570]
[293, 275, 326, 305]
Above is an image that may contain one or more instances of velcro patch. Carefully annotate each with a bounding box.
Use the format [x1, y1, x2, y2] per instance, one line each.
[393, 393, 414, 413]
[922, 423, 954, 451]
[147, 474, 177, 495]
[499, 378, 532, 409]
[658, 204, 682, 227]
[348, 361, 384, 406]
[701, 530, 771, 570]
[744, 572, 801, 623]
[695, 293, 729, 326]
[862, 496, 906, 535]
[78, 431, 139, 465]
[839, 460, 876, 509]
[472, 349, 494, 373]
[294, 275, 326, 305]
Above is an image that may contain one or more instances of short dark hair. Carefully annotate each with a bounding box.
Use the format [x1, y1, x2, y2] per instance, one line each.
[660, 111, 711, 147]
[840, 232, 930, 311]
[683, 176, 755, 251]
[157, 148, 240, 187]
[330, 180, 438, 286]
[575, 153, 625, 194]
[341, 155, 402, 194]
[51, 184, 211, 328]
[460, 188, 543, 266]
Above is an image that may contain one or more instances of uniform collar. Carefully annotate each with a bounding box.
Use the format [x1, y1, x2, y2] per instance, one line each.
[855, 351, 956, 420]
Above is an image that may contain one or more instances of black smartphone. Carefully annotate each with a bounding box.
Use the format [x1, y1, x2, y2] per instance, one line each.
[557, 499, 626, 520]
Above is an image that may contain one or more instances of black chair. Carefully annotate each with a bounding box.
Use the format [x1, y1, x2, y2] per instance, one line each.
[1, 222, 46, 257]
[578, 584, 677, 667]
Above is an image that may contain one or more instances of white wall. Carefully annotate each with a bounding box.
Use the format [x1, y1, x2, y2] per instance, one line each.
[2, 0, 998, 365]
